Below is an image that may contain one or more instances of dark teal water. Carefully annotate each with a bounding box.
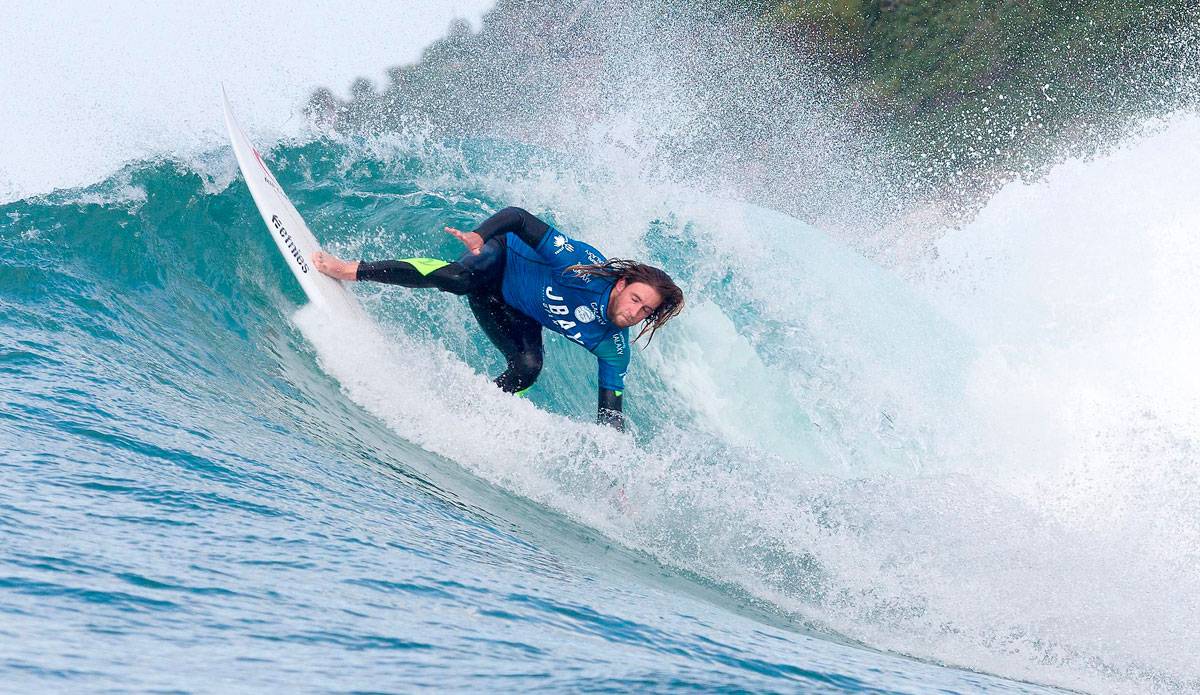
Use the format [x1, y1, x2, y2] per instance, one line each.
[0, 137, 1167, 694]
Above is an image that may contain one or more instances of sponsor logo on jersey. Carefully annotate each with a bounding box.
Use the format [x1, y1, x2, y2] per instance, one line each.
[543, 286, 583, 343]
[574, 305, 596, 323]
[271, 215, 309, 273]
[552, 234, 575, 254]
[585, 250, 602, 266]
[612, 332, 626, 356]
[590, 302, 605, 324]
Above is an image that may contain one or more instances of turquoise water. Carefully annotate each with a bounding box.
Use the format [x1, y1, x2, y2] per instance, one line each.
[0, 135, 1191, 695]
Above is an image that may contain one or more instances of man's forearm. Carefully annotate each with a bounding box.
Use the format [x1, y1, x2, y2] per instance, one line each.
[471, 207, 550, 250]
[598, 388, 624, 431]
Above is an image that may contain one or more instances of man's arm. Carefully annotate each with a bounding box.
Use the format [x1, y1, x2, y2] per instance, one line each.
[593, 330, 631, 431]
[446, 207, 551, 255]
[448, 207, 602, 272]
[598, 388, 624, 431]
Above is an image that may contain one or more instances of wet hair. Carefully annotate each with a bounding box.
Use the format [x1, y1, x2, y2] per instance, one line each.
[566, 259, 684, 344]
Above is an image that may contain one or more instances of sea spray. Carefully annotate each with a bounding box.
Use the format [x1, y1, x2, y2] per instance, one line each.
[3, 117, 1197, 695]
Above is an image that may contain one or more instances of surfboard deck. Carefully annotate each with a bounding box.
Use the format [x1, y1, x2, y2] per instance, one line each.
[221, 86, 363, 318]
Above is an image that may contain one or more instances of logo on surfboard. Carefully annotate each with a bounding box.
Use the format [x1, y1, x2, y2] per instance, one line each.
[271, 215, 309, 273]
[253, 148, 285, 196]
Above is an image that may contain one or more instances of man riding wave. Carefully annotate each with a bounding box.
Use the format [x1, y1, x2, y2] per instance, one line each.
[312, 207, 684, 430]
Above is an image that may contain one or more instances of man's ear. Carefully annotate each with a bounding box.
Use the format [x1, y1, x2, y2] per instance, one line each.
[613, 277, 627, 293]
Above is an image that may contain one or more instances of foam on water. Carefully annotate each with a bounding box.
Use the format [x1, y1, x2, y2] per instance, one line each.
[3, 2, 1198, 691]
[4, 116, 1194, 694]
[282, 122, 1199, 693]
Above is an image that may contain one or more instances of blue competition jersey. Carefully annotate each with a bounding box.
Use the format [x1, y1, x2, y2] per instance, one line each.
[500, 230, 631, 392]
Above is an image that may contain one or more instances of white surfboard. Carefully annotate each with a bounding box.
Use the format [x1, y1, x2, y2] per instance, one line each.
[221, 86, 363, 318]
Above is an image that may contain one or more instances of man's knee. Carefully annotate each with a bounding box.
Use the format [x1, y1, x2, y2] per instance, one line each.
[514, 350, 543, 381]
[496, 350, 543, 392]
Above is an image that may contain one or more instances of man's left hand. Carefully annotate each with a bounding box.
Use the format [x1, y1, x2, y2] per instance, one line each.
[445, 227, 484, 255]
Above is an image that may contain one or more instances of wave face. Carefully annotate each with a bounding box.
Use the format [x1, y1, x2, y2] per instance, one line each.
[2, 118, 1197, 695]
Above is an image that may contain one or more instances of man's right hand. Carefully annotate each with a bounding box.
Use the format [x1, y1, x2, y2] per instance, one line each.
[445, 226, 484, 255]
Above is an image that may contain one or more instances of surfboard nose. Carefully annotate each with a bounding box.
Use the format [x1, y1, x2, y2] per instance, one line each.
[221, 88, 364, 319]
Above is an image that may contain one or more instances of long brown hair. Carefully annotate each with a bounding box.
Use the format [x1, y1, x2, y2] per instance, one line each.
[567, 259, 684, 344]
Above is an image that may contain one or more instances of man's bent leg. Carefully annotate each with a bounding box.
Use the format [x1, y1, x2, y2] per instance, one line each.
[467, 290, 544, 393]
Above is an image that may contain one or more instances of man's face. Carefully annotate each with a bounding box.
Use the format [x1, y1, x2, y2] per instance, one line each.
[607, 279, 663, 329]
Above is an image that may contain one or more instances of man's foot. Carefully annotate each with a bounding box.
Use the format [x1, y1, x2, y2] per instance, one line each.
[312, 251, 358, 281]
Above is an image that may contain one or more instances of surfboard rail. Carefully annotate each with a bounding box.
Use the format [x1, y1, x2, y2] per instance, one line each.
[221, 85, 363, 318]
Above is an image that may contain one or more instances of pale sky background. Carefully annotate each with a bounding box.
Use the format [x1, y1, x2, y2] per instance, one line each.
[0, 1, 496, 201]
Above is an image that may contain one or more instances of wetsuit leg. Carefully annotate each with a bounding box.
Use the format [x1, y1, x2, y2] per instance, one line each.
[357, 235, 542, 392]
[356, 236, 507, 295]
[467, 288, 544, 393]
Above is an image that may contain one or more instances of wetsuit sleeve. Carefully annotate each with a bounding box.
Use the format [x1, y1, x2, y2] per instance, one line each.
[471, 206, 600, 272]
[592, 330, 631, 429]
[598, 389, 624, 431]
[470, 207, 551, 250]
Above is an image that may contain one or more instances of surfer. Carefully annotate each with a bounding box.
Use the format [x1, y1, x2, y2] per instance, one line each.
[312, 207, 684, 430]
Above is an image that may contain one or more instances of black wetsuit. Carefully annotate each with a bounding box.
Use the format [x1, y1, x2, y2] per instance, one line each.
[356, 207, 628, 429]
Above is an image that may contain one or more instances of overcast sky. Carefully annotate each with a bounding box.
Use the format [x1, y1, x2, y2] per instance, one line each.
[0, 1, 495, 201]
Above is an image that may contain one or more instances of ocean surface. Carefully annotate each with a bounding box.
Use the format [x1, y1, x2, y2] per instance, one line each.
[4, 2, 1200, 686]
[3, 111, 1199, 695]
